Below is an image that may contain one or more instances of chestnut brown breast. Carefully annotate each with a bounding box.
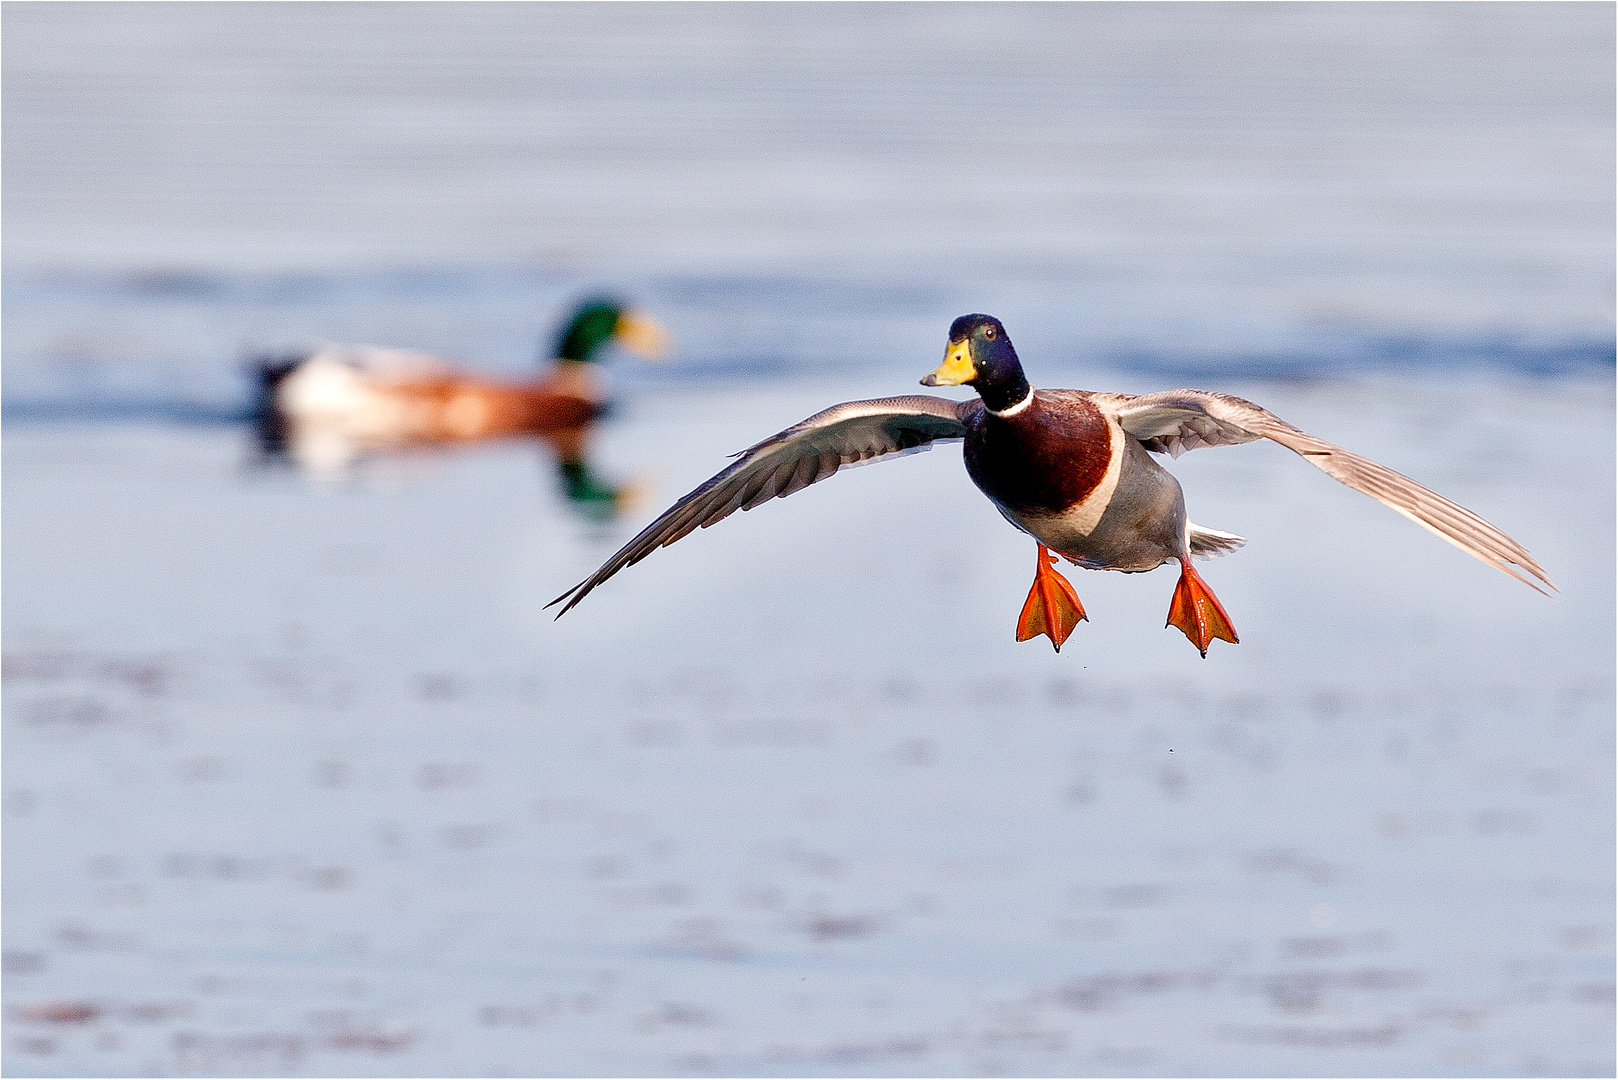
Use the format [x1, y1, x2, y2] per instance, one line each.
[380, 376, 597, 441]
[962, 393, 1113, 516]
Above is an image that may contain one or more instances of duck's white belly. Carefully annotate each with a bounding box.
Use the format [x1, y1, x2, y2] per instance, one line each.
[277, 357, 398, 436]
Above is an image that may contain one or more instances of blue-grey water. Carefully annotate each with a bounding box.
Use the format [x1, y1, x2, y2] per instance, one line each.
[3, 4, 1614, 1077]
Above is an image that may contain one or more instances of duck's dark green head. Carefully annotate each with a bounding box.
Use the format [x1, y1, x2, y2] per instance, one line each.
[554, 298, 670, 363]
[921, 314, 1031, 413]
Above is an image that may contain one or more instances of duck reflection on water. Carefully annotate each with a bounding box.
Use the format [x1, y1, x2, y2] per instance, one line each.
[250, 298, 668, 520]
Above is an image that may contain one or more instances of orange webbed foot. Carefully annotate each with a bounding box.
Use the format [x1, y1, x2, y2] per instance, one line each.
[1017, 544, 1088, 652]
[1166, 556, 1238, 658]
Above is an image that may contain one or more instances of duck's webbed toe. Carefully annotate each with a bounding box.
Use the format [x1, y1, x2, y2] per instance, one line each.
[1016, 544, 1088, 652]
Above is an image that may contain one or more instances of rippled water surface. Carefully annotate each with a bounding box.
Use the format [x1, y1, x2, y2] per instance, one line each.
[3, 4, 1614, 1076]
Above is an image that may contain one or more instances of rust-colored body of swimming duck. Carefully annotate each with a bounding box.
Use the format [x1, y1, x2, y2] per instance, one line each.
[550, 314, 1553, 656]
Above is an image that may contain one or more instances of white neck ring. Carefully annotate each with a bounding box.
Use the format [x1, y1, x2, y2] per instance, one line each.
[989, 389, 1034, 417]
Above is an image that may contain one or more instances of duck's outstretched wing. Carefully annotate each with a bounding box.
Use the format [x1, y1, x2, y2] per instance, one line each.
[548, 395, 981, 615]
[1089, 389, 1555, 594]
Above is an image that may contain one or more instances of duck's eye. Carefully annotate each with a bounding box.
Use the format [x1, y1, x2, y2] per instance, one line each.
[983, 325, 996, 339]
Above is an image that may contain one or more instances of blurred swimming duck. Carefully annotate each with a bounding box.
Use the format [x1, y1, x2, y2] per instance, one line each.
[253, 298, 668, 509]
[550, 314, 1553, 656]
[258, 298, 667, 450]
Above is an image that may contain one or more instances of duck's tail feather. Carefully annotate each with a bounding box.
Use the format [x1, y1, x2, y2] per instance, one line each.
[1188, 523, 1246, 561]
[244, 353, 309, 458]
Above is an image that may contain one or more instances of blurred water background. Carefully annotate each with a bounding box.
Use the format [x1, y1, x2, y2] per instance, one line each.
[4, 3, 1614, 1076]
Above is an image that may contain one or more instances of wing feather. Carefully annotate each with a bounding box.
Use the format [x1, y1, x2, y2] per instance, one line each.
[549, 395, 979, 615]
[1095, 389, 1555, 594]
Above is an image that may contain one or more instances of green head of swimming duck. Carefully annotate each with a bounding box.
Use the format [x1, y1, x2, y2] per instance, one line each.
[921, 313, 1032, 414]
[553, 298, 671, 363]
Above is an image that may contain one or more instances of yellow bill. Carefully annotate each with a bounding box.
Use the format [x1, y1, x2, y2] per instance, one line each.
[613, 312, 672, 360]
[921, 338, 975, 386]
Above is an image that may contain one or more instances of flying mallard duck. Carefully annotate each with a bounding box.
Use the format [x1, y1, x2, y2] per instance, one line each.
[550, 315, 1553, 655]
[253, 298, 668, 511]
